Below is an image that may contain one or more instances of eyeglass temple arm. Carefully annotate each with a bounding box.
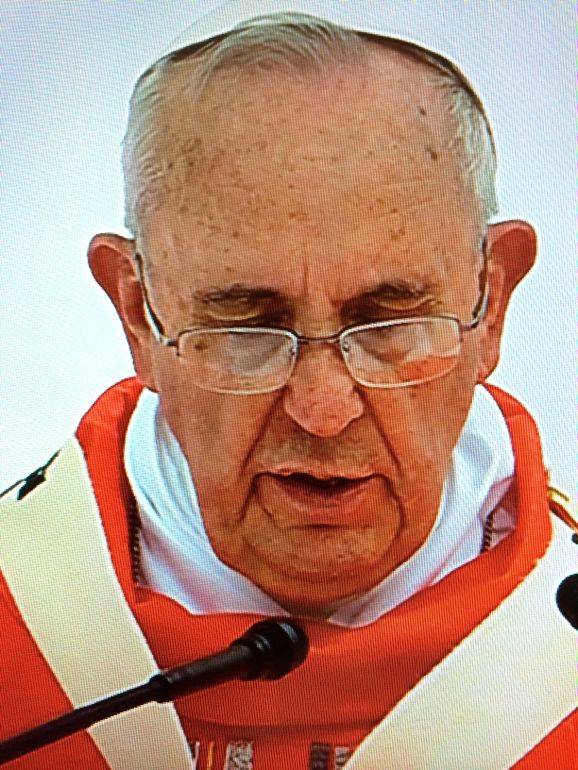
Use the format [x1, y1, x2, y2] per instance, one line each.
[464, 237, 490, 331]
[133, 252, 174, 346]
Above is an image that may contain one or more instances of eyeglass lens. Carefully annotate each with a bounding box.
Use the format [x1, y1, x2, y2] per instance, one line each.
[343, 318, 461, 387]
[177, 319, 462, 393]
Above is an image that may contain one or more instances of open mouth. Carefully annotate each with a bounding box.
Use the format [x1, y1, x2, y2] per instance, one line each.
[279, 472, 365, 493]
[257, 472, 381, 526]
[256, 471, 381, 522]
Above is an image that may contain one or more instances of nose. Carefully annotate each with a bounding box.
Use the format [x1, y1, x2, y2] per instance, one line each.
[282, 345, 364, 437]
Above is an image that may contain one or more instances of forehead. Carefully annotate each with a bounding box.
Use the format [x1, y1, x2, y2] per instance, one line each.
[141, 47, 481, 301]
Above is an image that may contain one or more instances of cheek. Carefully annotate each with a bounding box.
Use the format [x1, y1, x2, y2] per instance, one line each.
[417, 341, 480, 459]
[367, 349, 478, 482]
[153, 354, 277, 489]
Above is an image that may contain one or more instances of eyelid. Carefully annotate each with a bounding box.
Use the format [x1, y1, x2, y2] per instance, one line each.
[193, 313, 292, 328]
[199, 301, 291, 319]
[346, 299, 439, 323]
[369, 295, 436, 308]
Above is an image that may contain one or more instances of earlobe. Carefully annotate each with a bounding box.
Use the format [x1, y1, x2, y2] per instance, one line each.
[477, 220, 537, 382]
[88, 234, 157, 391]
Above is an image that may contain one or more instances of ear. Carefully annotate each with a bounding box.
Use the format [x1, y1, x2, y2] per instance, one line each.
[477, 220, 537, 381]
[88, 233, 157, 391]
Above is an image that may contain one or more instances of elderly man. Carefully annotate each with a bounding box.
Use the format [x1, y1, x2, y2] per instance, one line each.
[1, 7, 576, 770]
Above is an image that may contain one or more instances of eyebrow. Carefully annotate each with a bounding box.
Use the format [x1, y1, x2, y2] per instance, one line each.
[192, 284, 287, 304]
[190, 284, 290, 317]
[189, 279, 437, 316]
[352, 280, 438, 305]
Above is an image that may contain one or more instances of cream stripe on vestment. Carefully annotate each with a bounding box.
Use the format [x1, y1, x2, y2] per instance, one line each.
[345, 517, 578, 770]
[0, 438, 193, 770]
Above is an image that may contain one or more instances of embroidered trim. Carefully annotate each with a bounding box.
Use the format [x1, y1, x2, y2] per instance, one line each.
[547, 485, 578, 536]
[0, 451, 60, 501]
[128, 496, 142, 584]
[481, 508, 494, 552]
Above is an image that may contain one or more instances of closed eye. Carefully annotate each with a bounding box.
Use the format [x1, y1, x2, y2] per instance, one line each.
[342, 280, 442, 324]
[344, 305, 440, 327]
[200, 313, 292, 330]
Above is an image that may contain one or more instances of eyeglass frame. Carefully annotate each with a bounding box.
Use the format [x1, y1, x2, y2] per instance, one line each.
[133, 241, 489, 393]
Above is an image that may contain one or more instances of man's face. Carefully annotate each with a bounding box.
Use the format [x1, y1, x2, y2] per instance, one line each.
[137, 51, 486, 615]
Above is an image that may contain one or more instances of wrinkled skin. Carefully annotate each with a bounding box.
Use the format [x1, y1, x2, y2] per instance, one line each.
[89, 48, 535, 616]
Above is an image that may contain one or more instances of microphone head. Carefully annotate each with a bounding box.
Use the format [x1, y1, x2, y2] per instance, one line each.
[556, 574, 578, 630]
[232, 619, 309, 680]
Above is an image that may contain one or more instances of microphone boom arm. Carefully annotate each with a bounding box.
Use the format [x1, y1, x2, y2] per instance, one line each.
[0, 619, 308, 765]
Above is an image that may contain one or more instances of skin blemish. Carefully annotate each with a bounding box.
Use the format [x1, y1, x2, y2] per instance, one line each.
[288, 209, 308, 221]
[426, 145, 439, 161]
[389, 225, 406, 241]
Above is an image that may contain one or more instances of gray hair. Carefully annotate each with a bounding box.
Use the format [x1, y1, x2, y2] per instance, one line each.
[122, 13, 498, 240]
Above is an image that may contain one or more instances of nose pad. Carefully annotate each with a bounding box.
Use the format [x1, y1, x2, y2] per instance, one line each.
[283, 346, 364, 437]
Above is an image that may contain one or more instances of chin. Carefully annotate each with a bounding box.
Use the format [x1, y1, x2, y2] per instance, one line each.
[265, 578, 369, 618]
[251, 554, 386, 611]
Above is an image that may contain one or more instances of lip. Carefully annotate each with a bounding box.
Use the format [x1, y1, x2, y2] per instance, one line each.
[271, 466, 375, 482]
[256, 472, 383, 524]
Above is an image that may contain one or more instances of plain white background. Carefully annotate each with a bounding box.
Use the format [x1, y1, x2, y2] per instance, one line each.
[2, 0, 575, 504]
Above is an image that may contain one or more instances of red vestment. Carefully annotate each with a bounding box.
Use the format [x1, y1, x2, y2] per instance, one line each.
[1, 378, 576, 769]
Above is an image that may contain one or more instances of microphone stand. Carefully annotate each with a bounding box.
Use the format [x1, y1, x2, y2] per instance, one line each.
[556, 573, 578, 631]
[0, 619, 308, 766]
[2, 576, 575, 766]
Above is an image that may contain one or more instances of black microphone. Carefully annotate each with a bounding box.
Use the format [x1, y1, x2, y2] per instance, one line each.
[0, 619, 308, 765]
[556, 574, 578, 630]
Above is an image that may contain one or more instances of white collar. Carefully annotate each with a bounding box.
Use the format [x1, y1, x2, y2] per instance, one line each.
[124, 385, 515, 627]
